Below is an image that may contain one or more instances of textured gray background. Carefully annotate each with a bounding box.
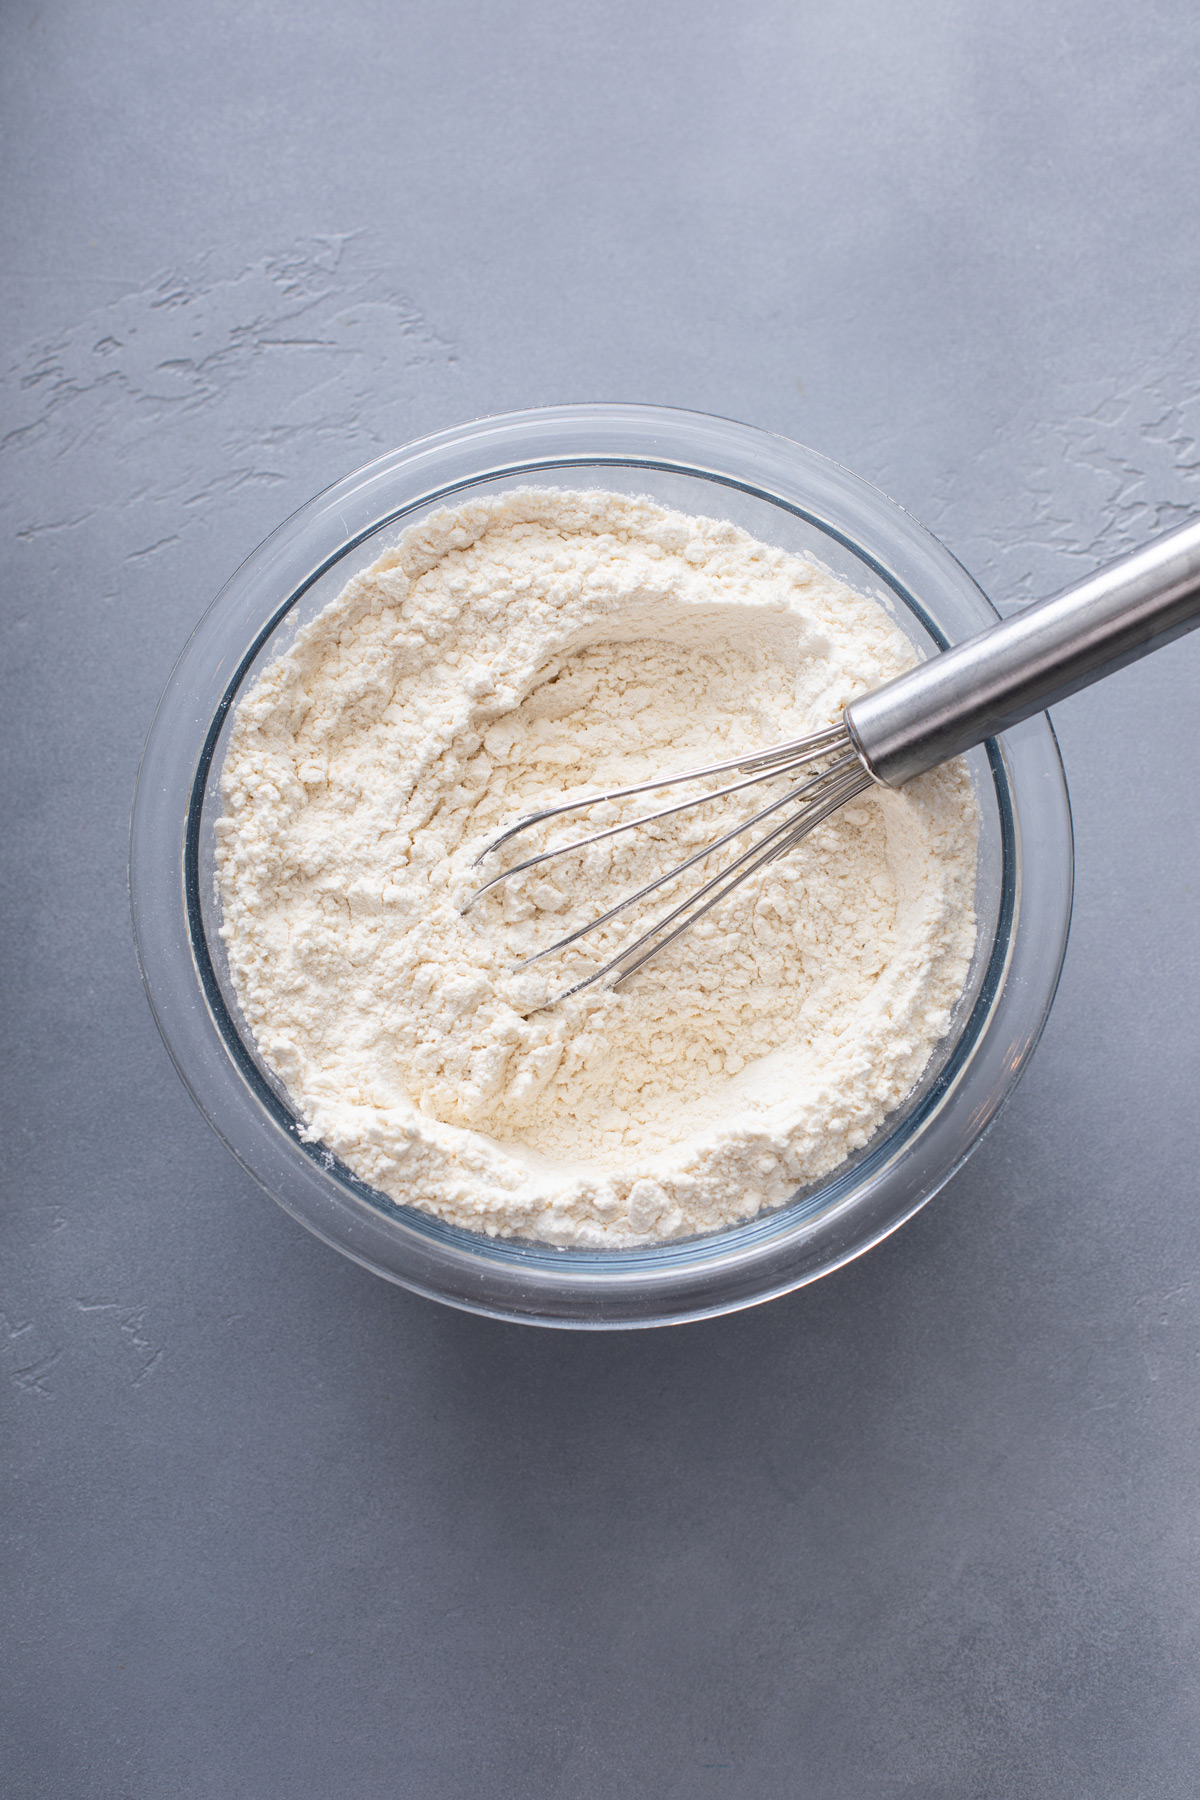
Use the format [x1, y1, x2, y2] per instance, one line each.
[4, 2, 1200, 1795]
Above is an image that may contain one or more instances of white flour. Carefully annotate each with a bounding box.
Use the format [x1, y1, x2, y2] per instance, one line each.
[216, 487, 978, 1246]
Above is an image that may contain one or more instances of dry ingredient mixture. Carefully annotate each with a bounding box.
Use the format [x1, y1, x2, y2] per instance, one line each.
[216, 487, 978, 1246]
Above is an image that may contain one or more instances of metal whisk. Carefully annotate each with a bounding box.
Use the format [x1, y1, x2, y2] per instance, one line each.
[465, 517, 1200, 999]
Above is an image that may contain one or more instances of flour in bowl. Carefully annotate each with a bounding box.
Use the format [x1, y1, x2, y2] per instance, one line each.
[216, 487, 977, 1246]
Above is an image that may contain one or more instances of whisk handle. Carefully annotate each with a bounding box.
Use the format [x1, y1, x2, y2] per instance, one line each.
[844, 516, 1200, 788]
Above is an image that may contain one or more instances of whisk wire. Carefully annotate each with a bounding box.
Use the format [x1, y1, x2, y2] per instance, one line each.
[464, 746, 846, 912]
[515, 751, 864, 972]
[553, 760, 872, 1001]
[471, 722, 849, 869]
[464, 719, 877, 998]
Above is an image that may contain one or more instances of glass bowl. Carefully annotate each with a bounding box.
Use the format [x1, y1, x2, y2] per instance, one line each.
[130, 404, 1073, 1328]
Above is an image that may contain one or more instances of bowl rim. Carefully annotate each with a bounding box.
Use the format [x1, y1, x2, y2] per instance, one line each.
[130, 403, 1073, 1328]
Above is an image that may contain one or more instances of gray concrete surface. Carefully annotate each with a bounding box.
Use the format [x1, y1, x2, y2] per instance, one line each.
[4, 2, 1200, 1794]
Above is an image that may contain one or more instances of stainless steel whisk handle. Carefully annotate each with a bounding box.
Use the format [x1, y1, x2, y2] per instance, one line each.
[844, 517, 1200, 788]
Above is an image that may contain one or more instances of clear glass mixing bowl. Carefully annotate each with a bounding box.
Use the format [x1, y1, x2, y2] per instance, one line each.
[130, 405, 1073, 1328]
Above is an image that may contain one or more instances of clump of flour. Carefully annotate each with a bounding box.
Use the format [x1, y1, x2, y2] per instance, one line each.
[216, 487, 977, 1246]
